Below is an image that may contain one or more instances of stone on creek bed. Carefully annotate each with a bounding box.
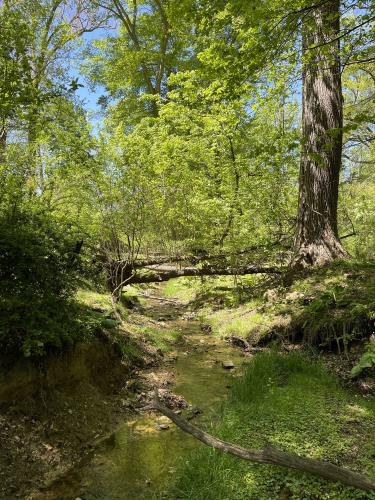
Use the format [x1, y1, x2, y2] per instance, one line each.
[156, 423, 170, 430]
[222, 360, 235, 369]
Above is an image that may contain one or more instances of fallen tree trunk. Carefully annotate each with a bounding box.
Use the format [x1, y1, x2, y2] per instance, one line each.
[101, 240, 291, 293]
[144, 396, 375, 492]
[126, 264, 282, 285]
[115, 240, 291, 270]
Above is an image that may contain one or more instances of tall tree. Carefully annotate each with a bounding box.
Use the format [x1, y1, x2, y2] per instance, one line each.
[294, 0, 348, 265]
[5, 0, 105, 187]
[0, 2, 32, 162]
[168, 0, 374, 266]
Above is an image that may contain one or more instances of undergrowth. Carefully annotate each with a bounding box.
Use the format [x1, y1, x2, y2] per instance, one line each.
[169, 351, 375, 499]
[76, 288, 182, 364]
[171, 262, 375, 351]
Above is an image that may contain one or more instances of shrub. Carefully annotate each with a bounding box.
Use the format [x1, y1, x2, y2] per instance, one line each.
[0, 207, 86, 357]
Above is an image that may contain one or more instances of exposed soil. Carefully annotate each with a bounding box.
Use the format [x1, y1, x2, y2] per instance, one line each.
[0, 300, 163, 498]
[0, 341, 135, 499]
[27, 306, 249, 499]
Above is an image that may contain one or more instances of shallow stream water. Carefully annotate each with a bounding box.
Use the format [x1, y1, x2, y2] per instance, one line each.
[43, 300, 248, 499]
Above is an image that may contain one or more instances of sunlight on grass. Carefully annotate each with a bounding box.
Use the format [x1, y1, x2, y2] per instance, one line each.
[163, 278, 198, 302]
[76, 289, 112, 311]
[76, 288, 180, 361]
[170, 351, 375, 500]
[136, 325, 182, 353]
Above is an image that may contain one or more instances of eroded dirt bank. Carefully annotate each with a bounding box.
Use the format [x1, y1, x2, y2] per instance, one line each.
[0, 338, 133, 499]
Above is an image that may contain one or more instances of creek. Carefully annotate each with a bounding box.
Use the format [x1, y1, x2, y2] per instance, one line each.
[42, 296, 248, 499]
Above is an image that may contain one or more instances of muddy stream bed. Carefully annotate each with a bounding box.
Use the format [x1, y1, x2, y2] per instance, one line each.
[39, 296, 249, 499]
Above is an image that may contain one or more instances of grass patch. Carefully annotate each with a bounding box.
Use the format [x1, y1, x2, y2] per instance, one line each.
[75, 288, 145, 363]
[77, 287, 183, 361]
[135, 325, 182, 353]
[205, 300, 285, 342]
[163, 275, 264, 306]
[77, 289, 112, 312]
[170, 351, 375, 499]
[163, 278, 199, 302]
[76, 289, 132, 321]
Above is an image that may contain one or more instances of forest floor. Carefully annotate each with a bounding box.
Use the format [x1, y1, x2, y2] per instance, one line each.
[162, 261, 375, 499]
[190, 261, 375, 390]
[0, 262, 374, 499]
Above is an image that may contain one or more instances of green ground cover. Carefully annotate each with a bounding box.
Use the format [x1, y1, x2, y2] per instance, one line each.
[170, 351, 375, 499]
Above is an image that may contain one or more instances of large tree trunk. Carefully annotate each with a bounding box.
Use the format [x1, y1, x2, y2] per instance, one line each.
[295, 0, 348, 266]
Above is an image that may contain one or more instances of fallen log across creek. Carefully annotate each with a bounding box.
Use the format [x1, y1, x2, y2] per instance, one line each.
[143, 394, 375, 492]
[126, 264, 283, 285]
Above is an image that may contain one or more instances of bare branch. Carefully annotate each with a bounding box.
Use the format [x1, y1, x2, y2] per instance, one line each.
[145, 394, 375, 492]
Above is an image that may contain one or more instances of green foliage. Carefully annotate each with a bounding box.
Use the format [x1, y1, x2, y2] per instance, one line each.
[0, 2, 106, 359]
[351, 340, 375, 378]
[1, 0, 374, 362]
[170, 352, 375, 499]
[0, 4, 33, 126]
[340, 65, 375, 260]
[0, 206, 87, 357]
[98, 97, 299, 261]
[82, 0, 194, 124]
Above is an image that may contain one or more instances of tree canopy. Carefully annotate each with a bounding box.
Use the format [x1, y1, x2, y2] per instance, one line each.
[0, 0, 374, 355]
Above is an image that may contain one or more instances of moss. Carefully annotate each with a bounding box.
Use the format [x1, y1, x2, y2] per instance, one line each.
[170, 351, 375, 499]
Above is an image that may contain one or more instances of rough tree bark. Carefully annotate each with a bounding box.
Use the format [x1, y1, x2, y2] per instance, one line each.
[145, 395, 375, 492]
[295, 0, 349, 266]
